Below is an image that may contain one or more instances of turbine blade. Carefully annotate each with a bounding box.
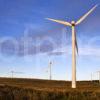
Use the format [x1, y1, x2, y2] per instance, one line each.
[76, 5, 98, 25]
[75, 33, 78, 55]
[46, 18, 71, 26]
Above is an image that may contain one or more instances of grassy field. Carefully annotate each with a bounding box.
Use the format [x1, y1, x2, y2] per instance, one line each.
[0, 77, 100, 100]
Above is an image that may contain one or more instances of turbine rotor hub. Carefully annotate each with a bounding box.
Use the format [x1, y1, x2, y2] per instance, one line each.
[71, 21, 75, 26]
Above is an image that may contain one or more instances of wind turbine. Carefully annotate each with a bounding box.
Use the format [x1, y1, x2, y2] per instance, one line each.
[96, 71, 100, 83]
[46, 5, 98, 88]
[49, 61, 52, 80]
[45, 61, 53, 80]
[91, 73, 93, 82]
[10, 71, 24, 78]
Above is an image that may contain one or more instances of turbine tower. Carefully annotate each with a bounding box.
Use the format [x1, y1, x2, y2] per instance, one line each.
[46, 5, 98, 88]
[97, 71, 100, 83]
[45, 61, 53, 80]
[49, 61, 52, 80]
[91, 73, 93, 82]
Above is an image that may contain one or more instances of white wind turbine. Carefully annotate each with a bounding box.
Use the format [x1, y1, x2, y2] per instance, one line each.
[49, 61, 52, 80]
[96, 71, 100, 83]
[46, 5, 98, 88]
[10, 71, 24, 78]
[44, 61, 53, 80]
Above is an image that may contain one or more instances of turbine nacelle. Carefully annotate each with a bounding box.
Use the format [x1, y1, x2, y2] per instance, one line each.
[71, 21, 76, 26]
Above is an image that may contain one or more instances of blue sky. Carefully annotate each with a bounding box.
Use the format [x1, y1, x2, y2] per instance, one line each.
[0, 0, 100, 80]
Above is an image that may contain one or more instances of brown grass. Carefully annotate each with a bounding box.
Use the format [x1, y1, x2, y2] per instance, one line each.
[0, 77, 100, 100]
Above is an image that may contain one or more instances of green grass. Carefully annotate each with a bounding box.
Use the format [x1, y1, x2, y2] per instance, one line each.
[0, 77, 100, 100]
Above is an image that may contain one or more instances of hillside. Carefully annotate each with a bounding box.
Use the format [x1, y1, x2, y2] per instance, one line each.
[0, 77, 100, 100]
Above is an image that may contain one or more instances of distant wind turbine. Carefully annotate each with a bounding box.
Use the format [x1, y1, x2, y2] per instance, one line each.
[46, 5, 98, 88]
[91, 73, 93, 82]
[49, 61, 52, 80]
[96, 71, 100, 83]
[10, 71, 24, 78]
[45, 61, 53, 80]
